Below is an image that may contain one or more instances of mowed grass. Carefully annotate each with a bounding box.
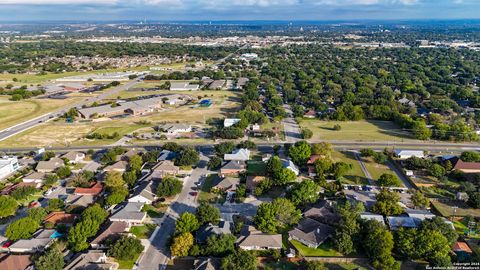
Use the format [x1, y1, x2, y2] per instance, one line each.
[130, 224, 157, 239]
[0, 96, 83, 131]
[290, 239, 341, 257]
[298, 119, 413, 142]
[431, 201, 480, 218]
[361, 157, 400, 183]
[331, 151, 368, 184]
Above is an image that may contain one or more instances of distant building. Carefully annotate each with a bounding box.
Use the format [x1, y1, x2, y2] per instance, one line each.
[394, 150, 425, 160]
[360, 212, 385, 225]
[386, 216, 417, 231]
[61, 151, 85, 164]
[208, 80, 226, 90]
[170, 82, 200, 91]
[0, 156, 19, 180]
[223, 118, 241, 128]
[158, 123, 192, 134]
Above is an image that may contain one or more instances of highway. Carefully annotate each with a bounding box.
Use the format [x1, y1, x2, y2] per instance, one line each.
[135, 154, 209, 270]
[0, 78, 143, 142]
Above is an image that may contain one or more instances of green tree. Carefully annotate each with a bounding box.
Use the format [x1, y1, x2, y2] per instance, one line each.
[105, 171, 125, 189]
[460, 151, 480, 162]
[170, 232, 194, 257]
[287, 180, 320, 206]
[410, 190, 429, 209]
[46, 198, 65, 212]
[417, 230, 451, 267]
[196, 203, 220, 225]
[108, 235, 144, 261]
[28, 207, 47, 223]
[0, 196, 18, 218]
[204, 234, 236, 256]
[105, 186, 129, 206]
[215, 142, 236, 156]
[468, 191, 480, 208]
[55, 166, 71, 179]
[332, 162, 352, 179]
[176, 212, 199, 234]
[175, 147, 199, 166]
[122, 171, 138, 187]
[128, 154, 143, 172]
[362, 220, 400, 270]
[302, 128, 313, 139]
[254, 198, 301, 233]
[207, 156, 223, 170]
[221, 249, 257, 270]
[372, 190, 403, 216]
[156, 177, 183, 198]
[421, 217, 458, 245]
[334, 201, 364, 254]
[6, 217, 39, 240]
[429, 164, 446, 178]
[288, 141, 312, 166]
[34, 245, 65, 270]
[311, 142, 333, 156]
[394, 228, 418, 260]
[303, 261, 328, 270]
[377, 173, 402, 187]
[272, 168, 297, 186]
[237, 140, 256, 150]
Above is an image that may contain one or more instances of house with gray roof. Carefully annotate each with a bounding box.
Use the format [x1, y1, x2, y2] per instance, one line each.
[224, 148, 250, 161]
[8, 229, 56, 253]
[236, 226, 282, 250]
[109, 202, 146, 225]
[212, 177, 240, 192]
[360, 212, 385, 225]
[158, 123, 192, 134]
[220, 160, 246, 175]
[196, 221, 232, 244]
[61, 151, 85, 163]
[386, 216, 417, 231]
[91, 221, 129, 249]
[104, 160, 128, 173]
[128, 181, 158, 204]
[64, 250, 114, 270]
[78, 96, 165, 119]
[151, 160, 179, 178]
[208, 80, 226, 90]
[288, 218, 334, 248]
[36, 158, 64, 173]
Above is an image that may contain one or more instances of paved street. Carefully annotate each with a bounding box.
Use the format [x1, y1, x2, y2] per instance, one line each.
[0, 78, 143, 142]
[282, 104, 302, 143]
[135, 154, 209, 270]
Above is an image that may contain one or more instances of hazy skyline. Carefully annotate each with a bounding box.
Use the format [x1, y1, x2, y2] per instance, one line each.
[0, 0, 478, 22]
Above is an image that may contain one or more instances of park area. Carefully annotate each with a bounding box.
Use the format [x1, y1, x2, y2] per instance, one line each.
[298, 119, 414, 142]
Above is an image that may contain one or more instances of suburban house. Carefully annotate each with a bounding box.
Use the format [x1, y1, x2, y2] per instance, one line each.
[8, 229, 56, 253]
[66, 194, 97, 208]
[236, 226, 282, 250]
[35, 158, 64, 173]
[196, 221, 232, 244]
[303, 109, 317, 118]
[0, 254, 33, 270]
[0, 156, 20, 180]
[288, 218, 334, 248]
[450, 157, 480, 173]
[109, 202, 147, 225]
[452, 242, 473, 257]
[22, 172, 46, 185]
[282, 159, 300, 176]
[236, 77, 250, 89]
[223, 118, 241, 128]
[74, 182, 104, 196]
[220, 160, 246, 175]
[405, 209, 436, 224]
[192, 258, 220, 270]
[104, 160, 128, 173]
[128, 181, 158, 204]
[61, 151, 85, 164]
[224, 148, 250, 161]
[303, 200, 341, 226]
[158, 150, 176, 161]
[151, 160, 179, 178]
[170, 82, 200, 91]
[360, 212, 385, 225]
[0, 182, 36, 196]
[158, 123, 192, 134]
[212, 177, 240, 192]
[91, 221, 129, 249]
[386, 216, 417, 230]
[82, 161, 102, 173]
[64, 250, 115, 270]
[208, 80, 226, 90]
[43, 212, 79, 227]
[394, 150, 425, 159]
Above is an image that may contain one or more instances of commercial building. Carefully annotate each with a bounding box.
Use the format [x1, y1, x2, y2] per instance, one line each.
[0, 156, 19, 180]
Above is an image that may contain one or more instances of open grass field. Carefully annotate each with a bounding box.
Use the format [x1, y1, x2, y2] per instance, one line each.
[431, 200, 480, 218]
[0, 120, 150, 148]
[0, 96, 84, 131]
[361, 157, 395, 180]
[331, 151, 368, 184]
[298, 119, 414, 142]
[290, 239, 341, 257]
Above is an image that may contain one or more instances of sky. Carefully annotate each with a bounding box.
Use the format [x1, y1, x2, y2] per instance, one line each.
[0, 0, 478, 22]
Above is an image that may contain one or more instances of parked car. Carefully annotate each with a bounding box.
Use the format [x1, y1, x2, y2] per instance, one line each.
[2, 241, 13, 248]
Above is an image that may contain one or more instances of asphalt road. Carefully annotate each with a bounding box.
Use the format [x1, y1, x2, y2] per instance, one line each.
[0, 78, 143, 142]
[136, 154, 209, 270]
[282, 104, 302, 143]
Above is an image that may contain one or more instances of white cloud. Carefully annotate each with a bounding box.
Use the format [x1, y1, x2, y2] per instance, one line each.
[0, 0, 118, 4]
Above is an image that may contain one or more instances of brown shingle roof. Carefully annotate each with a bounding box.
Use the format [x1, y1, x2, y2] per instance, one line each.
[43, 212, 79, 225]
[0, 254, 32, 270]
[91, 221, 129, 246]
[74, 182, 103, 195]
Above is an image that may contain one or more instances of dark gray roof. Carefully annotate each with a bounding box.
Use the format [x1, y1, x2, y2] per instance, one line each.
[288, 218, 334, 247]
[196, 221, 232, 243]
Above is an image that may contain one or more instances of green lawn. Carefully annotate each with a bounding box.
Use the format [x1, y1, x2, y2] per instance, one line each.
[264, 261, 300, 270]
[142, 204, 166, 218]
[331, 151, 368, 185]
[117, 253, 141, 270]
[432, 201, 480, 218]
[290, 239, 341, 257]
[298, 119, 414, 142]
[324, 263, 368, 270]
[247, 161, 267, 176]
[198, 174, 220, 203]
[361, 157, 401, 184]
[130, 224, 157, 239]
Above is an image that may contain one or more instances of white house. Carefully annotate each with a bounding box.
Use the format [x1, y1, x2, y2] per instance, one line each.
[224, 118, 241, 128]
[394, 150, 425, 160]
[109, 202, 147, 226]
[158, 124, 192, 134]
[128, 181, 157, 204]
[22, 172, 46, 186]
[282, 159, 300, 176]
[224, 149, 251, 161]
[0, 156, 19, 180]
[61, 151, 86, 164]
